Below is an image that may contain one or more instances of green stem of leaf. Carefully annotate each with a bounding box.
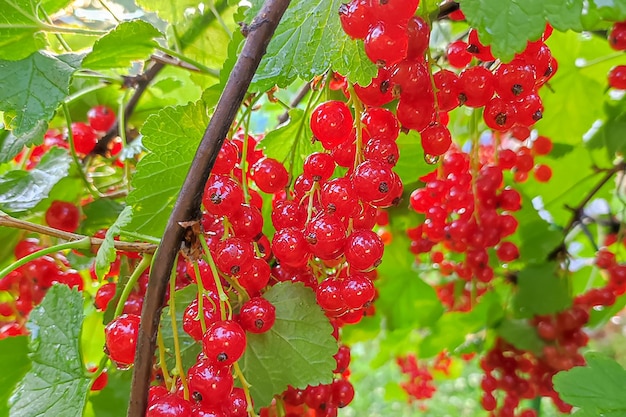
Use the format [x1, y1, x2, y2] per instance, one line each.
[113, 255, 152, 317]
[346, 83, 365, 170]
[0, 236, 91, 280]
[240, 106, 253, 204]
[208, 0, 233, 37]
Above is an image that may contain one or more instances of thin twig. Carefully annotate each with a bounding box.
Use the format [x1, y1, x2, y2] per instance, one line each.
[277, 82, 311, 124]
[0, 213, 157, 253]
[126, 1, 292, 416]
[549, 162, 625, 260]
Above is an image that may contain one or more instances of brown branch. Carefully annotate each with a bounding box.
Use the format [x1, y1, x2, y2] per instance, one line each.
[548, 162, 625, 260]
[277, 81, 311, 124]
[149, 53, 202, 72]
[91, 62, 165, 156]
[0, 213, 157, 253]
[126, 1, 292, 416]
[434, 1, 460, 20]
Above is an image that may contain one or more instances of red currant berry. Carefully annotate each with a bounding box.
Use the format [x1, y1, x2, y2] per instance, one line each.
[183, 296, 220, 341]
[304, 214, 347, 260]
[303, 152, 335, 181]
[215, 237, 254, 276]
[272, 227, 311, 268]
[203, 175, 244, 217]
[187, 359, 234, 406]
[69, 122, 98, 155]
[45, 200, 80, 232]
[340, 274, 375, 309]
[202, 320, 247, 366]
[87, 105, 116, 132]
[310, 101, 354, 149]
[94, 282, 116, 310]
[420, 123, 452, 156]
[608, 65, 626, 89]
[251, 157, 289, 194]
[146, 393, 193, 417]
[345, 230, 384, 271]
[338, 0, 372, 39]
[104, 313, 141, 366]
[364, 22, 408, 66]
[238, 297, 276, 333]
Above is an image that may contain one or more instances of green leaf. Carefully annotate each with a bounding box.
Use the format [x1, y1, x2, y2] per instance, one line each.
[9, 285, 91, 417]
[376, 232, 444, 331]
[0, 121, 46, 163]
[537, 31, 615, 148]
[553, 352, 626, 415]
[462, 0, 583, 62]
[159, 284, 201, 371]
[0, 0, 47, 60]
[589, 96, 626, 159]
[513, 263, 572, 318]
[83, 20, 162, 70]
[79, 198, 124, 236]
[0, 52, 82, 136]
[87, 369, 131, 417]
[246, 0, 377, 91]
[135, 0, 202, 24]
[419, 291, 503, 358]
[258, 108, 322, 181]
[496, 318, 544, 354]
[240, 282, 337, 409]
[0, 336, 31, 417]
[515, 191, 562, 263]
[123, 100, 208, 240]
[95, 206, 133, 280]
[590, 0, 626, 21]
[0, 147, 71, 214]
[395, 131, 434, 184]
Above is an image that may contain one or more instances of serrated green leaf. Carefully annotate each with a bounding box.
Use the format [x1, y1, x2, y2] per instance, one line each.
[0, 121, 46, 164]
[395, 131, 434, 184]
[554, 352, 626, 415]
[0, 336, 30, 417]
[83, 20, 162, 70]
[462, 0, 583, 61]
[123, 101, 208, 240]
[0, 147, 71, 214]
[240, 282, 337, 410]
[9, 285, 91, 417]
[258, 108, 322, 181]
[246, 0, 376, 91]
[159, 284, 201, 371]
[496, 318, 544, 354]
[0, 52, 82, 135]
[513, 263, 572, 318]
[95, 206, 133, 280]
[79, 198, 124, 236]
[0, 0, 47, 61]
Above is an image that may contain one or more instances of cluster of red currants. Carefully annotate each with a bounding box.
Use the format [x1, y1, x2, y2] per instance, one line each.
[0, 238, 84, 338]
[608, 20, 626, 89]
[14, 105, 119, 170]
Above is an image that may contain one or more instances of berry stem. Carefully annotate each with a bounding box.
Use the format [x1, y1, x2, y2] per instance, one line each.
[0, 236, 91, 280]
[346, 83, 365, 170]
[240, 109, 253, 204]
[277, 81, 311, 125]
[118, 90, 133, 194]
[168, 257, 190, 400]
[198, 233, 232, 320]
[113, 255, 152, 317]
[233, 361, 258, 417]
[156, 328, 174, 391]
[62, 102, 104, 199]
[192, 261, 209, 334]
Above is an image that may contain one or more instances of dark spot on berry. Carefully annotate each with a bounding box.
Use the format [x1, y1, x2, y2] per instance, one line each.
[466, 44, 480, 54]
[210, 193, 223, 205]
[230, 265, 240, 275]
[217, 352, 228, 362]
[378, 182, 389, 193]
[305, 234, 318, 245]
[495, 112, 507, 126]
[193, 392, 203, 402]
[511, 84, 523, 96]
[532, 110, 543, 122]
[255, 319, 264, 329]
